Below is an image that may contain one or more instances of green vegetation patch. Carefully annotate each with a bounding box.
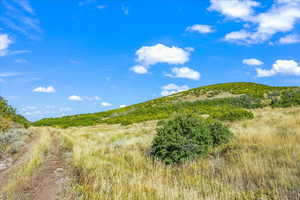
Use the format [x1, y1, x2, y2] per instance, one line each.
[0, 97, 29, 131]
[32, 82, 299, 128]
[271, 89, 300, 108]
[150, 114, 233, 164]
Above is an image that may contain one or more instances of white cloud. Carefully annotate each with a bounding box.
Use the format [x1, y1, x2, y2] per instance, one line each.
[255, 2, 300, 35]
[0, 34, 12, 56]
[100, 102, 113, 107]
[279, 34, 300, 44]
[78, 0, 96, 6]
[130, 65, 148, 74]
[21, 105, 72, 119]
[33, 86, 56, 93]
[186, 24, 214, 34]
[97, 5, 107, 10]
[209, 0, 260, 19]
[256, 59, 300, 77]
[0, 72, 20, 77]
[167, 67, 201, 80]
[68, 95, 100, 101]
[185, 47, 195, 52]
[12, 0, 34, 14]
[136, 44, 190, 66]
[15, 58, 28, 63]
[120, 105, 127, 108]
[1, 0, 42, 39]
[9, 50, 31, 55]
[224, 30, 252, 42]
[68, 95, 83, 101]
[85, 96, 101, 101]
[131, 44, 191, 74]
[161, 84, 189, 96]
[212, 0, 300, 44]
[243, 58, 264, 66]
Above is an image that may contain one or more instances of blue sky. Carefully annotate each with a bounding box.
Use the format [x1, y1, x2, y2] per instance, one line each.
[1, 0, 300, 121]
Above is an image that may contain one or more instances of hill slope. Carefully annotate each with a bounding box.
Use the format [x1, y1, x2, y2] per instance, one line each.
[0, 97, 29, 131]
[32, 82, 299, 128]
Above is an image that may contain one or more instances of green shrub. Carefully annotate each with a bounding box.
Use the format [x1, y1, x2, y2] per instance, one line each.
[150, 114, 233, 164]
[272, 89, 300, 107]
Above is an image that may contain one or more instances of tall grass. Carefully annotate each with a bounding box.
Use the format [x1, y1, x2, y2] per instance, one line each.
[1, 128, 52, 199]
[58, 107, 300, 200]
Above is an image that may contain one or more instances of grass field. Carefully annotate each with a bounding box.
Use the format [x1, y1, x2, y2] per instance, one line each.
[2, 82, 300, 199]
[57, 107, 300, 200]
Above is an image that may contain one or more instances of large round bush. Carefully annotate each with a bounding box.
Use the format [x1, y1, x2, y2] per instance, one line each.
[151, 114, 233, 164]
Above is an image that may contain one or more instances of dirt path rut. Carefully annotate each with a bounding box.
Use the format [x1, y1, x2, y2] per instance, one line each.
[26, 133, 67, 200]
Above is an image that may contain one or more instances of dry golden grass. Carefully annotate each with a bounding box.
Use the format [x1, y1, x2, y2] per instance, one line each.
[0, 117, 12, 133]
[58, 107, 300, 200]
[1, 128, 52, 200]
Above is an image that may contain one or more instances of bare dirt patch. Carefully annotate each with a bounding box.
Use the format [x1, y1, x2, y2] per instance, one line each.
[25, 134, 69, 200]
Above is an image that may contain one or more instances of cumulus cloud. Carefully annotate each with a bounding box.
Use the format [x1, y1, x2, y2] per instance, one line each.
[120, 105, 127, 108]
[33, 86, 56, 93]
[279, 34, 300, 44]
[224, 30, 252, 42]
[100, 102, 113, 107]
[0, 34, 12, 56]
[186, 24, 214, 34]
[136, 44, 190, 66]
[167, 67, 201, 80]
[209, 0, 260, 19]
[211, 0, 300, 44]
[131, 44, 191, 74]
[161, 84, 189, 96]
[68, 95, 83, 101]
[243, 58, 264, 66]
[68, 95, 101, 101]
[130, 65, 148, 74]
[256, 59, 300, 77]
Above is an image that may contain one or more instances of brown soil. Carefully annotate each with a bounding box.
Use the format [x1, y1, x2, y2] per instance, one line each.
[1, 129, 72, 200]
[25, 133, 67, 200]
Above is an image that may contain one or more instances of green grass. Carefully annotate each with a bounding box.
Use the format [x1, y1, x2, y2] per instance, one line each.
[32, 82, 299, 128]
[0, 97, 29, 131]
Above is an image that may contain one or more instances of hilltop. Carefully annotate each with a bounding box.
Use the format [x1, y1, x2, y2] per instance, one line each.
[33, 82, 299, 128]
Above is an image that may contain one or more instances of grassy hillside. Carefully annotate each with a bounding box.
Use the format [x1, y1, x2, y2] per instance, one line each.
[58, 107, 300, 199]
[32, 82, 299, 128]
[0, 97, 29, 132]
[2, 83, 300, 199]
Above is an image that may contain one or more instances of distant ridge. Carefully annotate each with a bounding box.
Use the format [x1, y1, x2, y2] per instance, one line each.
[32, 82, 299, 128]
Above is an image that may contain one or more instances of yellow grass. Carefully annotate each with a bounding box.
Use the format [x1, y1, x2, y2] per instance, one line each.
[59, 107, 300, 200]
[1, 128, 52, 199]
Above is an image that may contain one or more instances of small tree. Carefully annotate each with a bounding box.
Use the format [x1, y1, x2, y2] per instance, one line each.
[151, 114, 233, 164]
